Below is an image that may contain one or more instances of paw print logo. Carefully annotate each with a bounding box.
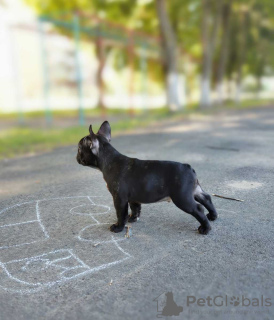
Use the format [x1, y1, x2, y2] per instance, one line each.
[230, 296, 240, 306]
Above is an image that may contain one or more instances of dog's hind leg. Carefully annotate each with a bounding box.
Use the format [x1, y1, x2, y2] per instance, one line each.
[194, 183, 218, 221]
[128, 202, 141, 222]
[171, 193, 212, 235]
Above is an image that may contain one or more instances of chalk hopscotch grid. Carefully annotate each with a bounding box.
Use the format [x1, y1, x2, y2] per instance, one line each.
[70, 196, 126, 245]
[0, 196, 132, 294]
[0, 201, 49, 250]
[0, 196, 235, 294]
[0, 196, 110, 250]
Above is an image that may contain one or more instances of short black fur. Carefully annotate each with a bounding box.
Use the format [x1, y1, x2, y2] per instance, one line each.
[76, 121, 218, 234]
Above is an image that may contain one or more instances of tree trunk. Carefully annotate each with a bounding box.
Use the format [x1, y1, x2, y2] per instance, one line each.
[96, 35, 106, 111]
[156, 0, 181, 111]
[216, 0, 232, 105]
[200, 0, 223, 108]
[255, 30, 266, 100]
[235, 11, 248, 104]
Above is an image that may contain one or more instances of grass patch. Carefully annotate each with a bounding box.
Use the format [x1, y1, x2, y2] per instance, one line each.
[0, 106, 151, 120]
[0, 100, 273, 160]
[0, 108, 174, 159]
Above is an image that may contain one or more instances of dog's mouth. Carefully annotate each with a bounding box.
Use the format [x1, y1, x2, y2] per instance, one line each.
[76, 155, 86, 166]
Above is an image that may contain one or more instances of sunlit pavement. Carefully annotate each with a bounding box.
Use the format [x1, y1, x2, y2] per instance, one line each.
[0, 107, 273, 320]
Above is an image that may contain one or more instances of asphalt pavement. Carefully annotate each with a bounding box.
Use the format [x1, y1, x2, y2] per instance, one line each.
[0, 107, 273, 320]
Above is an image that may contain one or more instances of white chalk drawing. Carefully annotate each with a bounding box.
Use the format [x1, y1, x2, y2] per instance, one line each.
[71, 197, 126, 244]
[0, 196, 131, 294]
[0, 200, 49, 249]
[0, 196, 231, 294]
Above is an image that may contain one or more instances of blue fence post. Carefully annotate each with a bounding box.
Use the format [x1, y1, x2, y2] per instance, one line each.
[38, 18, 52, 126]
[73, 13, 84, 126]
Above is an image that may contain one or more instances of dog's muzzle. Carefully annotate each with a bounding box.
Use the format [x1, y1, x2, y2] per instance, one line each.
[76, 155, 85, 165]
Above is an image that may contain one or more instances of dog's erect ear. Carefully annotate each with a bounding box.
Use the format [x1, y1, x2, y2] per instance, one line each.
[89, 125, 94, 137]
[97, 121, 111, 142]
[89, 124, 99, 155]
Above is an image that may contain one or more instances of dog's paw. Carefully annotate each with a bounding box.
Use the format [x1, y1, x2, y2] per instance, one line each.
[109, 223, 124, 233]
[128, 215, 138, 223]
[198, 224, 211, 235]
[207, 213, 218, 221]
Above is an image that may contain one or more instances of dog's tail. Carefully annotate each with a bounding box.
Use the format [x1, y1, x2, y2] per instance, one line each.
[211, 194, 244, 202]
[194, 173, 244, 202]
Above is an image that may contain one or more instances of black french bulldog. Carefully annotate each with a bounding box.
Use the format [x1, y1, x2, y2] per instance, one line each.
[76, 121, 218, 235]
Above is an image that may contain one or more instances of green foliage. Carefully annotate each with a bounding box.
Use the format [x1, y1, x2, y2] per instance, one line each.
[24, 0, 274, 96]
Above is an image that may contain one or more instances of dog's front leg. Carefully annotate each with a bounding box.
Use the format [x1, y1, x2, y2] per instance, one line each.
[110, 197, 129, 233]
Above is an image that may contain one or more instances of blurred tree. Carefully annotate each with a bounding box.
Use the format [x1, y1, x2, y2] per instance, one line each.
[200, 0, 223, 108]
[224, 0, 274, 103]
[215, 0, 233, 105]
[25, 0, 139, 110]
[234, 6, 249, 104]
[25, 0, 274, 109]
[156, 0, 181, 110]
[245, 1, 274, 97]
